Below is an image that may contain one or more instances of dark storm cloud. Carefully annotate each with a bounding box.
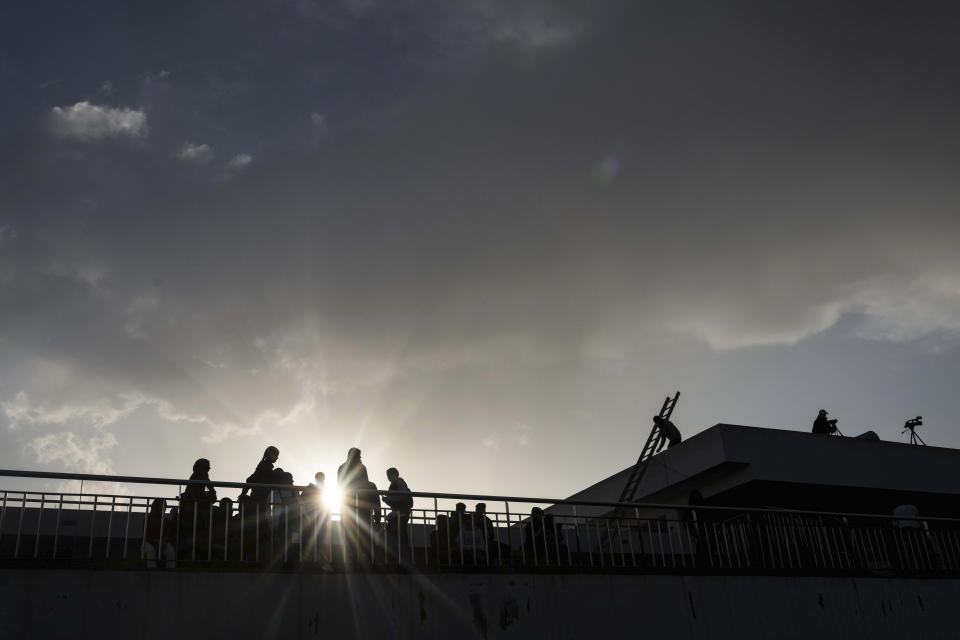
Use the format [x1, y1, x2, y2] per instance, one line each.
[2, 1, 960, 493]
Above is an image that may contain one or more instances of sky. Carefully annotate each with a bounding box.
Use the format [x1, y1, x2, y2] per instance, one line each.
[2, 1, 960, 501]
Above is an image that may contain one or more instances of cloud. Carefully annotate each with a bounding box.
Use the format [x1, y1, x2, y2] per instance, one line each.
[178, 142, 213, 164]
[228, 153, 252, 169]
[481, 433, 500, 449]
[3, 391, 141, 431]
[493, 18, 578, 51]
[50, 101, 148, 140]
[26, 428, 118, 475]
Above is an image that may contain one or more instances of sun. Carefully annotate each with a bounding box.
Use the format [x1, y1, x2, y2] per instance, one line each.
[323, 486, 341, 511]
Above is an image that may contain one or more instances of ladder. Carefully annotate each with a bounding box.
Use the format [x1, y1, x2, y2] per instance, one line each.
[617, 391, 680, 504]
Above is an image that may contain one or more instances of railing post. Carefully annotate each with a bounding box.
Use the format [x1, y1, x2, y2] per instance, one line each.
[54, 493, 65, 559]
[33, 493, 45, 558]
[505, 501, 514, 567]
[106, 496, 116, 559]
[122, 496, 132, 560]
[14, 492, 26, 558]
[88, 494, 98, 559]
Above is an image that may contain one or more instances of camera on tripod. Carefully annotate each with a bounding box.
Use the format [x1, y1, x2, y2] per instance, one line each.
[903, 416, 922, 431]
[902, 416, 925, 445]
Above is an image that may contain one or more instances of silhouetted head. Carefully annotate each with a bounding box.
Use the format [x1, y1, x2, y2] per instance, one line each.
[531, 507, 544, 517]
[455, 502, 466, 513]
[347, 447, 361, 463]
[476, 503, 487, 514]
[386, 467, 399, 482]
[193, 458, 211, 474]
[281, 471, 294, 485]
[149, 498, 166, 519]
[818, 409, 828, 417]
[219, 498, 233, 511]
[264, 446, 279, 463]
[314, 472, 325, 485]
[436, 514, 449, 529]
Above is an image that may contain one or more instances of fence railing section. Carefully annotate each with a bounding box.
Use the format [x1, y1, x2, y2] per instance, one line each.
[0, 470, 957, 577]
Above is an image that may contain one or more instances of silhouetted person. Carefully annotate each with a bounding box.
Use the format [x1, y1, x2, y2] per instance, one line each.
[337, 448, 370, 563]
[474, 503, 498, 552]
[449, 502, 468, 542]
[301, 472, 327, 561]
[685, 490, 713, 566]
[301, 472, 325, 503]
[238, 446, 281, 560]
[180, 458, 217, 549]
[655, 415, 682, 448]
[457, 505, 488, 564]
[241, 446, 281, 502]
[337, 448, 370, 508]
[273, 470, 300, 557]
[430, 514, 454, 564]
[144, 498, 176, 568]
[212, 498, 235, 558]
[183, 458, 217, 502]
[354, 480, 380, 562]
[384, 468, 412, 560]
[523, 507, 547, 563]
[544, 514, 567, 562]
[812, 409, 838, 435]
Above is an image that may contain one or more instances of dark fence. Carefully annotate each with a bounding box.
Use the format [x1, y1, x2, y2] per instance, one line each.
[0, 470, 956, 577]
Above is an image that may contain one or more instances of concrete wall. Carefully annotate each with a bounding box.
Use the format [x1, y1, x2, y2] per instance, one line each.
[1, 569, 958, 639]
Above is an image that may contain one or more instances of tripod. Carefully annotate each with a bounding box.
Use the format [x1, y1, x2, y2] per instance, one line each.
[902, 417, 925, 446]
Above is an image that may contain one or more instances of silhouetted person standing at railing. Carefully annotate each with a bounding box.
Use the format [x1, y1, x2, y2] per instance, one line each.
[355, 480, 381, 562]
[273, 470, 300, 559]
[145, 498, 176, 568]
[523, 507, 547, 564]
[239, 446, 281, 560]
[301, 472, 325, 503]
[183, 458, 217, 502]
[301, 472, 326, 561]
[241, 446, 281, 502]
[383, 467, 412, 561]
[180, 458, 217, 551]
[338, 448, 370, 563]
[812, 410, 838, 435]
[430, 514, 454, 564]
[543, 514, 566, 563]
[449, 502, 468, 544]
[212, 497, 235, 559]
[474, 503, 499, 556]
[457, 506, 488, 564]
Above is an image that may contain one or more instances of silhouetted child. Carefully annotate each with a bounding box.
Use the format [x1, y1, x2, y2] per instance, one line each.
[384, 468, 413, 561]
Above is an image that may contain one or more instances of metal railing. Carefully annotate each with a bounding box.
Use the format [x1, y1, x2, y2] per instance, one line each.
[0, 469, 958, 577]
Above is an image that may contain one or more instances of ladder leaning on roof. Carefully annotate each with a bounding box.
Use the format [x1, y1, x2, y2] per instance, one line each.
[618, 391, 681, 505]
